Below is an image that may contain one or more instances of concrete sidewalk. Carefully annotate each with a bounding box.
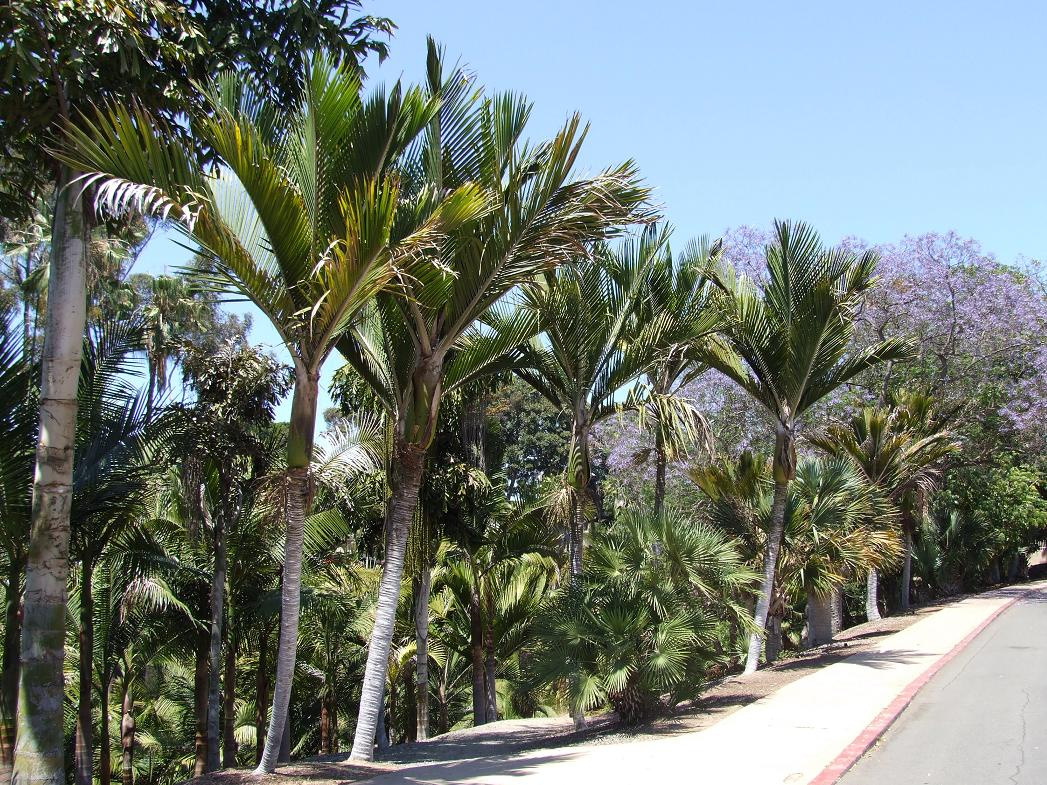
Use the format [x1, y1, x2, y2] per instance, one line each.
[362, 582, 1046, 785]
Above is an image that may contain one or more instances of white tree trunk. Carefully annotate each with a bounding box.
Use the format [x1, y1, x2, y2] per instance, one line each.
[900, 529, 913, 612]
[806, 588, 842, 648]
[14, 170, 87, 785]
[414, 567, 431, 742]
[254, 467, 309, 773]
[744, 478, 789, 674]
[866, 568, 882, 621]
[350, 446, 425, 761]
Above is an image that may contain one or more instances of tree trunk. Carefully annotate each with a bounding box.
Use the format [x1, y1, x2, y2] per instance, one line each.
[375, 686, 389, 752]
[349, 444, 426, 761]
[15, 167, 88, 785]
[222, 630, 237, 767]
[567, 419, 590, 581]
[653, 424, 667, 516]
[99, 676, 112, 785]
[865, 568, 882, 622]
[744, 478, 789, 673]
[764, 614, 783, 664]
[469, 583, 486, 727]
[193, 634, 209, 777]
[1, 556, 23, 785]
[806, 589, 834, 647]
[483, 589, 497, 723]
[120, 678, 134, 785]
[413, 567, 431, 741]
[205, 512, 226, 772]
[254, 625, 268, 766]
[278, 716, 290, 764]
[320, 699, 331, 755]
[900, 529, 913, 612]
[256, 368, 318, 773]
[75, 557, 94, 785]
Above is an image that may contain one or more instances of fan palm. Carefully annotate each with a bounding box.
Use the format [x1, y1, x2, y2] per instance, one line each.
[338, 41, 648, 760]
[62, 52, 488, 771]
[809, 392, 960, 614]
[700, 220, 910, 673]
[529, 507, 755, 724]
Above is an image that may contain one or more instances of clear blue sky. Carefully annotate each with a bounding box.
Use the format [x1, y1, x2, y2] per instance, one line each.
[139, 0, 1047, 420]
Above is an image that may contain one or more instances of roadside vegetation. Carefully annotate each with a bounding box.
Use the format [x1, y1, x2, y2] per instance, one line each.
[1, 2, 1045, 784]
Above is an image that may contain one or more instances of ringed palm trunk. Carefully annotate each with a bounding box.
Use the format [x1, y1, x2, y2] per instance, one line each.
[413, 568, 431, 741]
[193, 634, 209, 776]
[205, 514, 227, 772]
[222, 628, 237, 767]
[75, 556, 94, 785]
[120, 677, 134, 785]
[744, 424, 794, 675]
[483, 588, 497, 723]
[468, 585, 486, 726]
[256, 368, 318, 773]
[350, 442, 427, 760]
[15, 167, 88, 785]
[865, 569, 882, 622]
[1, 555, 23, 785]
[567, 418, 590, 581]
[254, 624, 268, 765]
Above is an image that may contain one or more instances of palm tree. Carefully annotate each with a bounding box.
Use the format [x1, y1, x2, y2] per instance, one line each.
[632, 232, 724, 513]
[15, 164, 88, 785]
[515, 227, 675, 582]
[338, 41, 648, 760]
[784, 458, 899, 646]
[63, 53, 487, 772]
[529, 507, 755, 724]
[700, 220, 909, 673]
[810, 392, 959, 615]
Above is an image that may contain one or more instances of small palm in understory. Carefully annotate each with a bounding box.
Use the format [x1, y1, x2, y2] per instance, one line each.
[528, 508, 755, 724]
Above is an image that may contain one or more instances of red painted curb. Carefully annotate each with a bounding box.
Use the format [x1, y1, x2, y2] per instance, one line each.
[807, 588, 1036, 785]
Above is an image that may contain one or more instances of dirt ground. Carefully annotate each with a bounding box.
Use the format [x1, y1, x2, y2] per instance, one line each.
[192, 598, 955, 785]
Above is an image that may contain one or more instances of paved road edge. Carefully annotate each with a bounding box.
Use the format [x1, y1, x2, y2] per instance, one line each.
[807, 585, 1040, 785]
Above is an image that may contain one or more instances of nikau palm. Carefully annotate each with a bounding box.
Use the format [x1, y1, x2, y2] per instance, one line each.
[701, 220, 909, 673]
[62, 53, 486, 771]
[516, 226, 674, 581]
[339, 41, 648, 760]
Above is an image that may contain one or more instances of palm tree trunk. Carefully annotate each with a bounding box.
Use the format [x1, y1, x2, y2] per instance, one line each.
[75, 556, 94, 785]
[469, 584, 486, 726]
[15, 167, 88, 785]
[653, 424, 667, 516]
[483, 588, 497, 723]
[865, 569, 882, 621]
[193, 634, 208, 777]
[900, 529, 913, 612]
[806, 589, 834, 647]
[222, 630, 237, 767]
[744, 476, 790, 674]
[254, 625, 268, 766]
[205, 514, 226, 772]
[320, 698, 331, 755]
[1, 555, 23, 785]
[349, 444, 426, 761]
[413, 568, 431, 741]
[120, 678, 134, 785]
[99, 675, 112, 785]
[256, 368, 318, 773]
[567, 419, 590, 581]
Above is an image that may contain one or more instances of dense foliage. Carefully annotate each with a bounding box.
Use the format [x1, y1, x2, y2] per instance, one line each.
[0, 5, 1044, 785]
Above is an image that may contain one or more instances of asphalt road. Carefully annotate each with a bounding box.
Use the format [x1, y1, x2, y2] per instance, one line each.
[839, 591, 1047, 785]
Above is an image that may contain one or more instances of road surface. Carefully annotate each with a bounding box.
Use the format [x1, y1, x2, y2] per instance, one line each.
[839, 590, 1047, 785]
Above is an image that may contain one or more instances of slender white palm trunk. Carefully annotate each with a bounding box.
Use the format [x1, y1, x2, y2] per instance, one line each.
[744, 479, 789, 674]
[414, 567, 431, 741]
[14, 169, 87, 785]
[350, 445, 426, 761]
